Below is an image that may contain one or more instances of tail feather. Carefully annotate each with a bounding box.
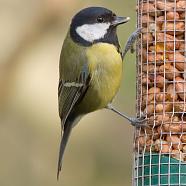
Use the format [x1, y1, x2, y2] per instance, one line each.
[57, 120, 73, 180]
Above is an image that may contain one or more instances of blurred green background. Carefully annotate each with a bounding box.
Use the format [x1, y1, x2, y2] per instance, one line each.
[0, 0, 137, 186]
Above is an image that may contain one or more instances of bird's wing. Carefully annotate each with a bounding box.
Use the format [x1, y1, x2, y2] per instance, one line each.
[58, 64, 90, 130]
[57, 64, 90, 179]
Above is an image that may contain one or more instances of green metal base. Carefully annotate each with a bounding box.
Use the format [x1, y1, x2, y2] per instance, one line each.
[135, 153, 186, 185]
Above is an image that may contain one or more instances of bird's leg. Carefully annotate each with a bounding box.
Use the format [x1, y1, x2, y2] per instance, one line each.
[106, 104, 147, 128]
[122, 28, 142, 60]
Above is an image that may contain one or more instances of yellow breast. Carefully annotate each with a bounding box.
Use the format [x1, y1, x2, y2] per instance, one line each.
[83, 43, 122, 111]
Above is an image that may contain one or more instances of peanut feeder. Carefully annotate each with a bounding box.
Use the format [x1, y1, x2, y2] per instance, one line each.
[134, 0, 186, 185]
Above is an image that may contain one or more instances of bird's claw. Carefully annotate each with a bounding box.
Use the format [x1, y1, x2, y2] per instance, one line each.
[129, 116, 148, 128]
[122, 28, 142, 59]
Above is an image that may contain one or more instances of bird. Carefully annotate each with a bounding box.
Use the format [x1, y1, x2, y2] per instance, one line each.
[57, 6, 145, 179]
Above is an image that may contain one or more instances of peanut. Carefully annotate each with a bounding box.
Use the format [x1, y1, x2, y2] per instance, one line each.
[177, 1, 186, 11]
[149, 114, 170, 126]
[166, 135, 183, 150]
[155, 103, 172, 113]
[156, 33, 181, 50]
[145, 104, 154, 115]
[142, 87, 161, 105]
[162, 22, 185, 36]
[142, 73, 152, 85]
[159, 64, 180, 80]
[181, 135, 186, 143]
[183, 145, 186, 153]
[167, 84, 178, 101]
[171, 150, 184, 161]
[174, 102, 186, 112]
[148, 53, 164, 64]
[163, 123, 180, 133]
[179, 42, 186, 55]
[168, 52, 185, 71]
[146, 139, 154, 151]
[176, 77, 186, 101]
[156, 16, 165, 26]
[156, 1, 175, 11]
[155, 139, 170, 153]
[142, 33, 153, 44]
[142, 15, 154, 26]
[156, 92, 165, 102]
[142, 64, 155, 73]
[180, 12, 185, 19]
[140, 2, 155, 14]
[166, 11, 180, 20]
[156, 75, 166, 88]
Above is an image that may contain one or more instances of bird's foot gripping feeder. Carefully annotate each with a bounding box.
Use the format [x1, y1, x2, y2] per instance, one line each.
[134, 0, 186, 185]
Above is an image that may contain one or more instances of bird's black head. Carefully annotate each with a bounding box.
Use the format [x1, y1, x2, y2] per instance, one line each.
[70, 7, 130, 47]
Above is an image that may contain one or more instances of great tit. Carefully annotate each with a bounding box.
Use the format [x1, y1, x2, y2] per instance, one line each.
[57, 6, 144, 179]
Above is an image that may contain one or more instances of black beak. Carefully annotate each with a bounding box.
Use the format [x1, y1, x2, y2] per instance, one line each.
[111, 16, 130, 26]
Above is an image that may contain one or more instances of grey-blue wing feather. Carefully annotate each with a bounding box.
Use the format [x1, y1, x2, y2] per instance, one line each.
[58, 81, 80, 126]
[58, 64, 90, 129]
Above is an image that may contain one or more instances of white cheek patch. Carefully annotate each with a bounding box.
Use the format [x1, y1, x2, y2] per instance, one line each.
[76, 23, 110, 42]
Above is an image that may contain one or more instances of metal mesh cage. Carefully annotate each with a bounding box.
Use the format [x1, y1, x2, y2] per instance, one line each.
[134, 0, 186, 185]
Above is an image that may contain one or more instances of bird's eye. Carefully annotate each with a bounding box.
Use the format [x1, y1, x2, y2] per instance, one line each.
[97, 16, 104, 23]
